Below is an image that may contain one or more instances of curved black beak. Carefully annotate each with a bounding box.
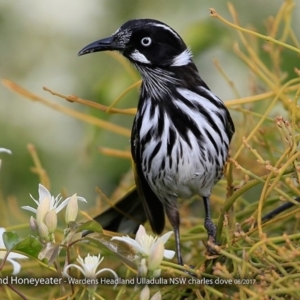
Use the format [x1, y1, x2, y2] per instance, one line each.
[78, 36, 124, 56]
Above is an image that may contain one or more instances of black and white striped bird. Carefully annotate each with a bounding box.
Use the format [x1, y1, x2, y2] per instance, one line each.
[79, 19, 235, 265]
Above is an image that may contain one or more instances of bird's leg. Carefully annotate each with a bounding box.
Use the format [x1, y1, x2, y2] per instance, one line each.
[203, 196, 217, 252]
[173, 225, 183, 266]
[165, 205, 183, 265]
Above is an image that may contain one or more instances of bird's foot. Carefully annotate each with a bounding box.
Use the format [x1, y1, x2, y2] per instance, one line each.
[204, 218, 219, 255]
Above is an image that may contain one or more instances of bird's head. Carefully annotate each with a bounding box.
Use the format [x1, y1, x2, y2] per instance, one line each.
[78, 19, 193, 69]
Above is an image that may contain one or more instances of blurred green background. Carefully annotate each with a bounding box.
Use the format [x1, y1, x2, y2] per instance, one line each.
[0, 0, 297, 220]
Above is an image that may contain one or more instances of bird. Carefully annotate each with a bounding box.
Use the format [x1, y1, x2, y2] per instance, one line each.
[79, 19, 235, 266]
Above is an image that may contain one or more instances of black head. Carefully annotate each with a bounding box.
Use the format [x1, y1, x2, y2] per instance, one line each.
[78, 19, 192, 68]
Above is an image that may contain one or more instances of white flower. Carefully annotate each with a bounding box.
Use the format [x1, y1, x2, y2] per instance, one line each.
[0, 228, 27, 275]
[22, 184, 87, 214]
[63, 253, 118, 280]
[111, 225, 175, 260]
[22, 184, 87, 241]
[63, 254, 118, 298]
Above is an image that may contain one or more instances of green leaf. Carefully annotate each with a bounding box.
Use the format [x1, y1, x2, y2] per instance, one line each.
[76, 220, 103, 234]
[12, 235, 43, 259]
[2, 231, 19, 251]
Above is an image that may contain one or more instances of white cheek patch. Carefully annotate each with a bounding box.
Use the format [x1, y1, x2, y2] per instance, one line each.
[171, 48, 193, 67]
[130, 50, 151, 64]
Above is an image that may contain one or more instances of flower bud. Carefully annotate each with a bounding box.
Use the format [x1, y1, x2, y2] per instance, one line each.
[152, 269, 161, 278]
[138, 258, 148, 277]
[38, 222, 49, 240]
[150, 291, 161, 300]
[36, 196, 50, 225]
[44, 209, 57, 233]
[140, 285, 150, 300]
[29, 216, 38, 232]
[65, 194, 78, 224]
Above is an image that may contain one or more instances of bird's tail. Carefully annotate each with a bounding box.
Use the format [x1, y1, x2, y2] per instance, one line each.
[93, 186, 146, 234]
[261, 196, 300, 223]
[92, 188, 300, 234]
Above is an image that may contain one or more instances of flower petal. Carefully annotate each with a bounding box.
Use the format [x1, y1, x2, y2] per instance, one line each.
[77, 196, 87, 203]
[0, 148, 12, 155]
[158, 231, 173, 244]
[21, 206, 38, 214]
[63, 263, 86, 278]
[54, 198, 70, 213]
[38, 184, 52, 203]
[148, 241, 164, 270]
[6, 258, 22, 275]
[135, 225, 147, 243]
[96, 268, 118, 288]
[0, 228, 6, 248]
[111, 236, 145, 254]
[56, 194, 87, 213]
[163, 249, 175, 260]
[8, 251, 28, 260]
[29, 194, 40, 206]
[95, 268, 118, 279]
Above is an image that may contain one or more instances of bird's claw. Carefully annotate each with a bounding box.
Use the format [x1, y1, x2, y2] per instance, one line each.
[204, 218, 219, 255]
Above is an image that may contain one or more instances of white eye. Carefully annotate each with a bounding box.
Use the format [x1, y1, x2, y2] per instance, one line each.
[141, 37, 152, 47]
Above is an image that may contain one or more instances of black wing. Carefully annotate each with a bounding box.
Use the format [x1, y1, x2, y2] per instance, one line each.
[225, 108, 235, 142]
[131, 118, 165, 234]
